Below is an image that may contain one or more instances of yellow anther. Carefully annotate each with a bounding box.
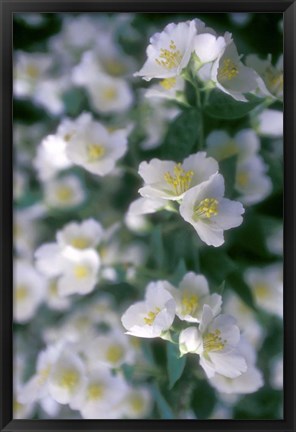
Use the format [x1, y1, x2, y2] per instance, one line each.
[160, 77, 177, 90]
[181, 294, 199, 315]
[87, 143, 105, 162]
[103, 59, 126, 76]
[15, 285, 28, 301]
[26, 64, 40, 79]
[218, 58, 239, 81]
[129, 394, 145, 413]
[155, 40, 182, 70]
[237, 172, 249, 188]
[106, 344, 124, 364]
[56, 186, 74, 202]
[144, 307, 161, 326]
[71, 237, 91, 250]
[74, 265, 90, 279]
[203, 329, 226, 352]
[265, 67, 283, 95]
[87, 383, 104, 401]
[164, 163, 194, 195]
[59, 370, 79, 390]
[102, 86, 118, 101]
[193, 198, 219, 221]
[254, 283, 269, 299]
[216, 140, 238, 160]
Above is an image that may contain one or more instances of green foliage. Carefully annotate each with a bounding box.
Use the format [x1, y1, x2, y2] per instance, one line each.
[219, 155, 238, 198]
[151, 384, 174, 419]
[205, 91, 262, 120]
[166, 343, 186, 389]
[191, 378, 216, 419]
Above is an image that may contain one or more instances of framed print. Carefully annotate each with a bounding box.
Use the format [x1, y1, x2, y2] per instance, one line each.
[1, 0, 295, 431]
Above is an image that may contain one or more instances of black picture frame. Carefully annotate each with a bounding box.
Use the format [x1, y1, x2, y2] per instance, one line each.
[1, 1, 295, 431]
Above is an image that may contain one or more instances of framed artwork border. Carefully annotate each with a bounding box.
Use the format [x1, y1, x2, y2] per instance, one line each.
[1, 1, 295, 431]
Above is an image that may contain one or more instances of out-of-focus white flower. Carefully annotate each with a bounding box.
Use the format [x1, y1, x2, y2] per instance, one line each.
[228, 13, 252, 27]
[138, 152, 218, 202]
[48, 350, 87, 405]
[128, 196, 167, 216]
[180, 173, 244, 247]
[266, 225, 283, 256]
[121, 281, 176, 338]
[13, 170, 27, 200]
[14, 260, 46, 323]
[56, 219, 104, 250]
[14, 207, 42, 258]
[134, 20, 198, 81]
[18, 12, 46, 27]
[244, 263, 283, 318]
[235, 155, 272, 205]
[167, 272, 222, 322]
[34, 78, 67, 115]
[124, 212, 151, 234]
[44, 175, 86, 209]
[246, 54, 283, 100]
[66, 121, 128, 176]
[270, 356, 283, 390]
[179, 306, 247, 379]
[255, 109, 283, 137]
[206, 129, 260, 162]
[121, 386, 152, 419]
[45, 277, 72, 311]
[209, 337, 263, 394]
[145, 76, 185, 101]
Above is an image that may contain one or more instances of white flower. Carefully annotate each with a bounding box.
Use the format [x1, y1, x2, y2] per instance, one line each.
[121, 281, 176, 338]
[266, 225, 283, 256]
[209, 337, 263, 394]
[138, 152, 219, 202]
[244, 263, 283, 318]
[246, 54, 283, 99]
[167, 272, 222, 322]
[179, 305, 247, 379]
[44, 174, 86, 209]
[134, 20, 197, 81]
[270, 356, 283, 390]
[66, 121, 128, 176]
[48, 350, 87, 405]
[34, 78, 67, 115]
[45, 277, 72, 311]
[235, 155, 272, 205]
[121, 386, 152, 419]
[206, 129, 260, 162]
[194, 31, 228, 64]
[145, 76, 185, 101]
[56, 219, 104, 250]
[179, 173, 244, 247]
[255, 109, 283, 137]
[14, 260, 46, 323]
[128, 197, 167, 216]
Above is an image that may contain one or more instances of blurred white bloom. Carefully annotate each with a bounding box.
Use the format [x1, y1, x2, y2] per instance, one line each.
[14, 260, 46, 323]
[121, 281, 176, 338]
[48, 350, 87, 405]
[134, 20, 198, 81]
[14, 51, 51, 97]
[180, 306, 247, 379]
[45, 277, 72, 311]
[34, 78, 67, 115]
[167, 272, 222, 322]
[255, 109, 283, 137]
[244, 263, 283, 318]
[180, 173, 244, 247]
[228, 13, 252, 27]
[235, 155, 272, 205]
[209, 337, 263, 394]
[206, 129, 260, 162]
[14, 208, 41, 258]
[145, 76, 185, 101]
[138, 152, 218, 202]
[270, 356, 283, 390]
[13, 170, 27, 200]
[56, 219, 104, 250]
[128, 196, 167, 216]
[44, 175, 86, 209]
[124, 212, 151, 234]
[266, 225, 283, 256]
[246, 54, 283, 99]
[19, 12, 46, 26]
[121, 386, 152, 419]
[66, 121, 128, 176]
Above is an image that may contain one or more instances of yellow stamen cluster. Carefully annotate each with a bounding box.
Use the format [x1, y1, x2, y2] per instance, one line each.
[218, 58, 239, 81]
[74, 264, 90, 279]
[254, 283, 268, 299]
[160, 77, 177, 90]
[181, 294, 199, 316]
[37, 366, 51, 385]
[203, 329, 226, 352]
[102, 87, 118, 101]
[16, 285, 29, 301]
[193, 198, 219, 221]
[106, 344, 124, 364]
[103, 59, 125, 76]
[26, 64, 40, 79]
[144, 307, 161, 326]
[265, 67, 283, 95]
[87, 144, 105, 162]
[56, 186, 74, 202]
[71, 237, 91, 250]
[49, 280, 58, 296]
[59, 370, 79, 390]
[164, 163, 194, 195]
[129, 394, 145, 413]
[87, 383, 104, 401]
[236, 171, 249, 188]
[155, 40, 182, 70]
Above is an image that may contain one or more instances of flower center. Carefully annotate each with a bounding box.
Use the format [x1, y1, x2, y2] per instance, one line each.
[254, 282, 269, 299]
[59, 369, 79, 390]
[106, 344, 124, 364]
[218, 58, 239, 81]
[74, 264, 90, 279]
[217, 140, 238, 160]
[87, 383, 104, 401]
[129, 394, 145, 413]
[181, 294, 199, 316]
[49, 279, 58, 296]
[160, 77, 177, 90]
[56, 185, 74, 202]
[193, 198, 219, 221]
[26, 64, 40, 79]
[71, 236, 91, 249]
[87, 144, 105, 162]
[203, 329, 226, 352]
[265, 67, 283, 96]
[144, 307, 161, 326]
[103, 59, 126, 76]
[164, 163, 194, 195]
[155, 40, 182, 70]
[102, 87, 118, 101]
[38, 365, 51, 385]
[15, 285, 29, 301]
[236, 171, 249, 188]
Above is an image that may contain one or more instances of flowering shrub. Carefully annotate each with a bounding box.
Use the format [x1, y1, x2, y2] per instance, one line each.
[13, 12, 283, 420]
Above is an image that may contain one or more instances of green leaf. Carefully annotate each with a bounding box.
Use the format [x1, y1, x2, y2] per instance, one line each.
[200, 249, 236, 285]
[171, 259, 187, 285]
[191, 378, 216, 418]
[227, 271, 255, 310]
[62, 88, 88, 117]
[166, 343, 186, 389]
[205, 90, 262, 120]
[151, 384, 174, 419]
[150, 225, 165, 269]
[161, 109, 201, 161]
[121, 364, 135, 382]
[219, 155, 238, 198]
